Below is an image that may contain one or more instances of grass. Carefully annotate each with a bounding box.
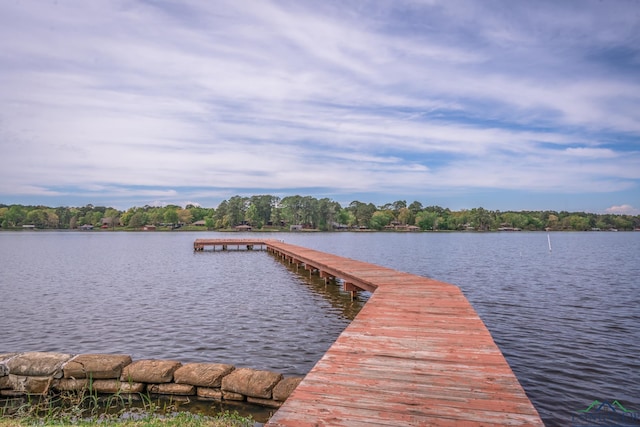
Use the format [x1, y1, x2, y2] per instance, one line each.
[0, 390, 254, 427]
[0, 411, 251, 426]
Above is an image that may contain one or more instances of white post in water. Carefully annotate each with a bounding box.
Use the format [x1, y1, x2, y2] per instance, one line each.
[547, 233, 552, 252]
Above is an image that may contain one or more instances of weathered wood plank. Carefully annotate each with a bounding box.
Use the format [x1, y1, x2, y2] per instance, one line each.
[194, 239, 543, 426]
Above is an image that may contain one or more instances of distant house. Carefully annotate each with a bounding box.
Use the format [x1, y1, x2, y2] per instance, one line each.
[193, 220, 206, 227]
[497, 227, 521, 231]
[143, 224, 156, 231]
[290, 224, 303, 231]
[79, 224, 94, 231]
[234, 224, 252, 231]
[22, 224, 35, 230]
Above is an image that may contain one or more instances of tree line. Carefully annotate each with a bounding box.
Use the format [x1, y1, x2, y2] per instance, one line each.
[1, 196, 638, 231]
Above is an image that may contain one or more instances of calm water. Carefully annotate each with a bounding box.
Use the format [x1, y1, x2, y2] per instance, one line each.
[1, 231, 639, 426]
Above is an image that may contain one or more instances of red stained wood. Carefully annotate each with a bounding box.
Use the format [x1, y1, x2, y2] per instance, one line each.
[196, 239, 543, 426]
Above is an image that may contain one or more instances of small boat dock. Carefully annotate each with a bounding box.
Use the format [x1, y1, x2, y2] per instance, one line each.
[193, 238, 278, 251]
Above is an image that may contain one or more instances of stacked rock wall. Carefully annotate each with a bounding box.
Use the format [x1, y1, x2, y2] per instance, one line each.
[0, 352, 302, 409]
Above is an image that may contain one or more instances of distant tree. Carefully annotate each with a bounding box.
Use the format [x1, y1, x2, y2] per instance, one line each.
[337, 208, 356, 227]
[178, 209, 193, 224]
[128, 212, 146, 228]
[226, 196, 248, 226]
[249, 195, 275, 227]
[416, 211, 438, 230]
[281, 195, 304, 225]
[316, 198, 340, 231]
[26, 209, 47, 228]
[408, 201, 423, 215]
[348, 201, 376, 228]
[397, 207, 414, 225]
[269, 197, 283, 227]
[392, 200, 407, 217]
[246, 204, 259, 227]
[104, 208, 120, 229]
[164, 209, 179, 226]
[470, 207, 492, 231]
[188, 206, 210, 222]
[45, 210, 60, 228]
[214, 200, 228, 228]
[6, 205, 26, 227]
[204, 217, 214, 229]
[369, 210, 394, 230]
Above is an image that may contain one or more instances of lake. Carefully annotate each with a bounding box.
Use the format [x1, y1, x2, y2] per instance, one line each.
[1, 230, 638, 426]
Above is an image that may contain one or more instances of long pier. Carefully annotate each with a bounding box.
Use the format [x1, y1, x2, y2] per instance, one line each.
[193, 238, 277, 251]
[196, 239, 543, 426]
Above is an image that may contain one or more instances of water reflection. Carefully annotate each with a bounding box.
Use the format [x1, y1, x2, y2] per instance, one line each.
[269, 252, 369, 321]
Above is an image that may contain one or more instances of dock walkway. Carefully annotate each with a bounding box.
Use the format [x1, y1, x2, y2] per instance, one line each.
[197, 239, 543, 426]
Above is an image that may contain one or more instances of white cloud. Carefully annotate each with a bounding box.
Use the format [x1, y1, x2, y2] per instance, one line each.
[0, 0, 639, 209]
[564, 147, 618, 158]
[605, 205, 639, 215]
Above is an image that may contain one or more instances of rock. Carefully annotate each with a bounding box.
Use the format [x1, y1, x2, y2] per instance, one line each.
[173, 363, 235, 387]
[8, 374, 53, 394]
[197, 387, 222, 400]
[0, 353, 18, 377]
[63, 354, 132, 379]
[222, 390, 245, 401]
[0, 376, 12, 389]
[92, 379, 145, 394]
[121, 359, 181, 384]
[247, 396, 282, 408]
[148, 383, 195, 395]
[221, 368, 282, 399]
[272, 376, 303, 401]
[53, 378, 89, 391]
[6, 352, 73, 378]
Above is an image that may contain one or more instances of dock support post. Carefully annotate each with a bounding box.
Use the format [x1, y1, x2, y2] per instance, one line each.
[344, 282, 358, 301]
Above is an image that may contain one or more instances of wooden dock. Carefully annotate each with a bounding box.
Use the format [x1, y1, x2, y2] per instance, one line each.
[193, 238, 278, 251]
[197, 239, 544, 426]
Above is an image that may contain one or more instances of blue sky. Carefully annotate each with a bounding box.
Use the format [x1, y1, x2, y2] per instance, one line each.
[1, 0, 639, 214]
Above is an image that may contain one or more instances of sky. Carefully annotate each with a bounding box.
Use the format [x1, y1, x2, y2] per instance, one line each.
[1, 0, 639, 214]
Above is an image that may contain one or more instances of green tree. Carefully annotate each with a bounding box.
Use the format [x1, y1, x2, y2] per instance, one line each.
[397, 207, 414, 225]
[226, 196, 248, 227]
[470, 207, 492, 231]
[337, 209, 356, 227]
[178, 208, 193, 225]
[45, 210, 60, 228]
[408, 201, 423, 216]
[26, 209, 47, 228]
[248, 195, 274, 228]
[164, 209, 179, 226]
[6, 205, 26, 227]
[281, 195, 304, 225]
[316, 198, 340, 231]
[348, 201, 376, 228]
[416, 211, 438, 230]
[369, 210, 394, 230]
[214, 200, 228, 228]
[104, 208, 120, 230]
[204, 217, 215, 229]
[128, 212, 146, 228]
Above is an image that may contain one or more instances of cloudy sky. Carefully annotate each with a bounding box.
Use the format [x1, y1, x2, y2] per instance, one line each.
[1, 0, 639, 213]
